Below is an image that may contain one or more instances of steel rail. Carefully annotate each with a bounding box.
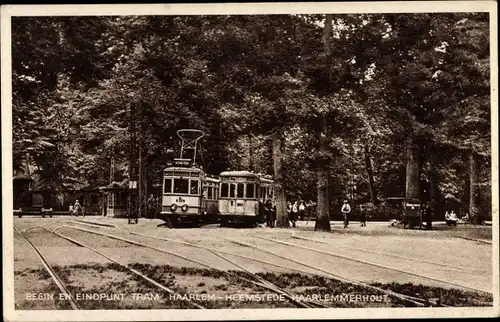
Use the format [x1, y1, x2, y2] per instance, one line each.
[455, 236, 492, 245]
[14, 227, 81, 310]
[46, 226, 206, 309]
[256, 235, 490, 295]
[64, 224, 317, 308]
[290, 234, 488, 273]
[225, 237, 431, 307]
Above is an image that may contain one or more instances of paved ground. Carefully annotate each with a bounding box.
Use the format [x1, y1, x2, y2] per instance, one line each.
[12, 216, 494, 309]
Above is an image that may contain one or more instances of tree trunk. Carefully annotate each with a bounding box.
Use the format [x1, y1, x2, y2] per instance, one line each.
[405, 136, 420, 201]
[314, 14, 333, 232]
[272, 131, 289, 228]
[469, 152, 480, 224]
[315, 115, 331, 231]
[364, 144, 378, 205]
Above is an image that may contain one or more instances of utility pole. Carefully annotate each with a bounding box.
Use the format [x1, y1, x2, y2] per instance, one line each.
[128, 103, 140, 224]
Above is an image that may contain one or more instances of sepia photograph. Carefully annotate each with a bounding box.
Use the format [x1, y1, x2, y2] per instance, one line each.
[1, 2, 498, 321]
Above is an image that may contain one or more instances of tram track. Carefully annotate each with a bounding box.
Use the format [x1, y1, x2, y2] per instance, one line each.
[66, 221, 463, 307]
[17, 219, 486, 308]
[56, 223, 324, 308]
[254, 235, 490, 295]
[290, 233, 489, 273]
[40, 225, 206, 309]
[120, 229, 437, 307]
[14, 227, 81, 310]
[224, 237, 437, 307]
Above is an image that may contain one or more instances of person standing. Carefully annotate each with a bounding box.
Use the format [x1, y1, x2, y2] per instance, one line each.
[147, 194, 156, 218]
[424, 202, 432, 230]
[291, 201, 299, 227]
[74, 199, 83, 217]
[298, 201, 306, 220]
[265, 199, 273, 227]
[360, 204, 367, 227]
[341, 200, 351, 228]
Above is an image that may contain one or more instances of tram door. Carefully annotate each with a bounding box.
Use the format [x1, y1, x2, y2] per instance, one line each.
[227, 181, 245, 215]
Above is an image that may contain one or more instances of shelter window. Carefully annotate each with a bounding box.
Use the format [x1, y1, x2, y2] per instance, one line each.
[230, 184, 236, 198]
[221, 183, 229, 198]
[164, 178, 172, 194]
[190, 180, 199, 195]
[246, 183, 255, 198]
[208, 187, 213, 199]
[174, 178, 189, 194]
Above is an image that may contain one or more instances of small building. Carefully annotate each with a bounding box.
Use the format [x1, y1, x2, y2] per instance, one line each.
[99, 179, 129, 218]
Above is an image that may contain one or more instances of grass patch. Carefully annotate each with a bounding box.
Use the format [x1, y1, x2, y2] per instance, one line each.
[15, 264, 493, 309]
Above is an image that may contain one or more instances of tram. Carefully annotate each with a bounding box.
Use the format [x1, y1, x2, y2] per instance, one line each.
[160, 129, 219, 227]
[218, 171, 274, 226]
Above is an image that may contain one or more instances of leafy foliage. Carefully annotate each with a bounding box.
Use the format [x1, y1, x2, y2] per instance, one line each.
[11, 14, 491, 219]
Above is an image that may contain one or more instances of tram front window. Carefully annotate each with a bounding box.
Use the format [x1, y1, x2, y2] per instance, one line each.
[247, 183, 255, 198]
[207, 187, 213, 199]
[164, 178, 172, 194]
[190, 180, 199, 195]
[221, 183, 228, 197]
[237, 183, 244, 198]
[229, 184, 236, 198]
[174, 178, 189, 194]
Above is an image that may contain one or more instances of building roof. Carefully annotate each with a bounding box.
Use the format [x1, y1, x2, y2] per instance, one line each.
[13, 174, 33, 181]
[99, 178, 129, 190]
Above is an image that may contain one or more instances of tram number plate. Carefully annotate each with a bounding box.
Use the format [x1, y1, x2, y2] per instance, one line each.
[176, 197, 185, 203]
[237, 202, 244, 207]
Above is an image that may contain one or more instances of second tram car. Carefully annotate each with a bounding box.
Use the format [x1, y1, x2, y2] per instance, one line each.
[218, 171, 274, 226]
[160, 158, 220, 226]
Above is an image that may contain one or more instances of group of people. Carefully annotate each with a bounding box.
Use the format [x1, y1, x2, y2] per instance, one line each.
[286, 200, 307, 227]
[262, 199, 361, 229]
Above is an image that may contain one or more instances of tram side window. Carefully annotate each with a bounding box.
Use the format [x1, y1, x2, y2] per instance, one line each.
[215, 188, 219, 199]
[230, 184, 236, 198]
[164, 178, 172, 194]
[221, 183, 229, 197]
[190, 180, 199, 195]
[246, 183, 255, 198]
[207, 186, 213, 199]
[174, 178, 189, 194]
[237, 183, 244, 198]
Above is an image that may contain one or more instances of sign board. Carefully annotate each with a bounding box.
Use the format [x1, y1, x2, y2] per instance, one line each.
[173, 158, 191, 166]
[404, 202, 421, 218]
[129, 180, 138, 189]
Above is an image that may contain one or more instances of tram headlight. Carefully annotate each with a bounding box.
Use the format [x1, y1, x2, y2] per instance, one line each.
[170, 204, 177, 211]
[181, 204, 189, 212]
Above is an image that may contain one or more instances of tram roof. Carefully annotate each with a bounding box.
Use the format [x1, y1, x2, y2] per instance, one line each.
[219, 170, 259, 178]
[163, 166, 203, 172]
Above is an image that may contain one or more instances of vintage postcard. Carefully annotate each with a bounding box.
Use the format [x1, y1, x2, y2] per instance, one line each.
[2, 1, 498, 321]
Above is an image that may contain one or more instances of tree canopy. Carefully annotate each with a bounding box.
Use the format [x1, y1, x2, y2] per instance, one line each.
[11, 13, 492, 222]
